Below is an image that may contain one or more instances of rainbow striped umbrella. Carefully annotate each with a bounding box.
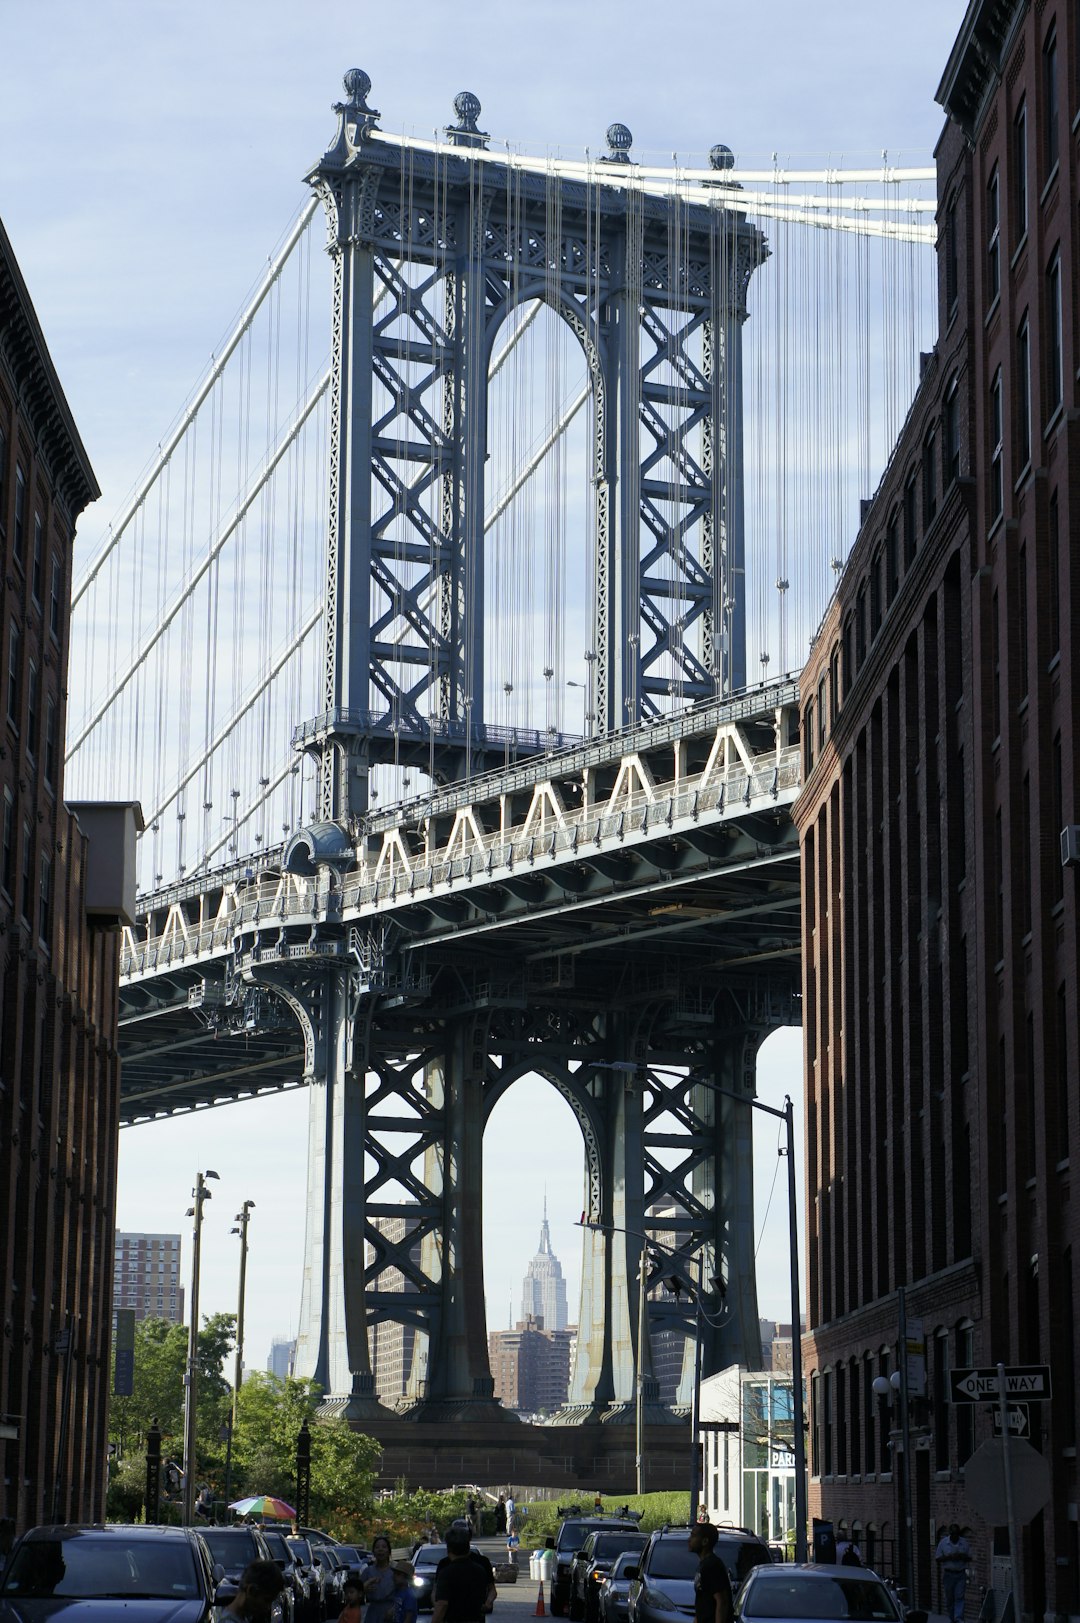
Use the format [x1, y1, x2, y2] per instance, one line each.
[229, 1494, 297, 1521]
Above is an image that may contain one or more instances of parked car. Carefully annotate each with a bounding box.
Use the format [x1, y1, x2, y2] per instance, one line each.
[0, 1523, 225, 1620]
[201, 1524, 291, 1622]
[628, 1525, 772, 1623]
[599, 1549, 641, 1623]
[411, 1542, 448, 1611]
[263, 1528, 309, 1620]
[734, 1563, 904, 1623]
[547, 1517, 641, 1617]
[286, 1536, 328, 1622]
[569, 1531, 648, 1623]
[311, 1544, 354, 1619]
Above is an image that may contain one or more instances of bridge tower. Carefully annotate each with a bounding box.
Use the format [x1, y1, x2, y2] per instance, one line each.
[261, 72, 776, 1436]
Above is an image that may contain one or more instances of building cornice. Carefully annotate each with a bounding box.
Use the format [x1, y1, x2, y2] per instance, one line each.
[936, 0, 1027, 144]
[0, 215, 99, 521]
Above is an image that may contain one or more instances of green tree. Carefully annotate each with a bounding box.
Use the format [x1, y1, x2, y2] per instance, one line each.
[109, 1313, 235, 1469]
[231, 1373, 380, 1527]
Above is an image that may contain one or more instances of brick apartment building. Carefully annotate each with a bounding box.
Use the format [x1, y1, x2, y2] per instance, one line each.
[488, 1315, 574, 1416]
[794, 1, 1079, 1614]
[1, 216, 138, 1529]
[112, 1232, 185, 1324]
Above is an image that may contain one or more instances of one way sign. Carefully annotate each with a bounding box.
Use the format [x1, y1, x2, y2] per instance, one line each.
[950, 1366, 1052, 1403]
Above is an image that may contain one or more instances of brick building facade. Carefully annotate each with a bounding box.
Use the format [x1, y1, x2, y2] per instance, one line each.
[1, 216, 135, 1530]
[794, 2, 1079, 1614]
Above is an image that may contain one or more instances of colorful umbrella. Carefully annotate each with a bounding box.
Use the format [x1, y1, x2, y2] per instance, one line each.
[228, 1494, 297, 1521]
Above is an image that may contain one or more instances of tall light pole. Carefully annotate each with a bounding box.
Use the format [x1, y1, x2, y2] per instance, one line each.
[581, 1219, 714, 1506]
[182, 1168, 219, 1524]
[224, 1198, 254, 1507]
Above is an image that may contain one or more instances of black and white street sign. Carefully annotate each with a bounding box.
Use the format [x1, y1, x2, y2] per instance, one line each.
[992, 1403, 1030, 1438]
[950, 1366, 1052, 1403]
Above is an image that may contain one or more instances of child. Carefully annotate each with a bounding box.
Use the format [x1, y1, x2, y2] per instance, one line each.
[340, 1579, 363, 1623]
[393, 1561, 419, 1623]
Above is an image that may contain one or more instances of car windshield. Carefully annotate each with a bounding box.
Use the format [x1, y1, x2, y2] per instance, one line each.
[593, 1535, 646, 1561]
[337, 1546, 366, 1561]
[288, 1539, 313, 1562]
[645, 1544, 700, 1581]
[1, 1535, 200, 1600]
[611, 1553, 640, 1579]
[202, 1529, 262, 1570]
[416, 1546, 448, 1567]
[741, 1577, 899, 1621]
[263, 1532, 289, 1559]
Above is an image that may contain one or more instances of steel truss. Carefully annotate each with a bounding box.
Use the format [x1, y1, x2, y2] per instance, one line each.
[302, 72, 767, 822]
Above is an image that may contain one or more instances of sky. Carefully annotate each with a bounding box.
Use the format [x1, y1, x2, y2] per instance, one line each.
[1, 0, 963, 1380]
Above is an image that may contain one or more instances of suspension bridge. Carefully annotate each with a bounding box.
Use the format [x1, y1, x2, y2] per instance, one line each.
[69, 72, 936, 1483]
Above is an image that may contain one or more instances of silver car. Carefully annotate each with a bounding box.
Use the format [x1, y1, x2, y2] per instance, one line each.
[735, 1564, 905, 1623]
[600, 1549, 642, 1623]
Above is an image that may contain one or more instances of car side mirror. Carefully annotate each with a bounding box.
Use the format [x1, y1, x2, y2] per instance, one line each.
[545, 1538, 556, 1550]
[212, 1564, 225, 1584]
[624, 1568, 639, 1581]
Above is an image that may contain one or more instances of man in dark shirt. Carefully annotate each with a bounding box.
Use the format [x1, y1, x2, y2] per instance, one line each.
[689, 1523, 733, 1623]
[432, 1528, 496, 1623]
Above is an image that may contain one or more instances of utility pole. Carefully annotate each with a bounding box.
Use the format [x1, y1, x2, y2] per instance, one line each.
[224, 1199, 255, 1506]
[182, 1169, 218, 1524]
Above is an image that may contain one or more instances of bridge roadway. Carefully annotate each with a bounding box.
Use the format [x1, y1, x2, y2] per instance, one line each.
[118, 679, 802, 1119]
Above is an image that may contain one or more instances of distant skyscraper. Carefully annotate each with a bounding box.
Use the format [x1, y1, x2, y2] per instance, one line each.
[520, 1199, 568, 1332]
[113, 1233, 185, 1325]
[267, 1337, 295, 1379]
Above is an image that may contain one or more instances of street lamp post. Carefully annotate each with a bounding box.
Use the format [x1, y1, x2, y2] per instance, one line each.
[223, 1198, 254, 1507]
[581, 1218, 712, 1507]
[182, 1169, 219, 1524]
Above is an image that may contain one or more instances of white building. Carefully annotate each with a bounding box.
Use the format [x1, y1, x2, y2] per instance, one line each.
[699, 1364, 799, 1550]
[520, 1200, 568, 1332]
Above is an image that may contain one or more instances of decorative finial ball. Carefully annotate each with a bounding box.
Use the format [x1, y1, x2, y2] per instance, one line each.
[454, 90, 482, 126]
[606, 122, 633, 154]
[343, 68, 372, 105]
[709, 143, 735, 171]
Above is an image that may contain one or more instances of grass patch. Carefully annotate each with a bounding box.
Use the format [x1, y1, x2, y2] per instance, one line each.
[519, 1492, 690, 1539]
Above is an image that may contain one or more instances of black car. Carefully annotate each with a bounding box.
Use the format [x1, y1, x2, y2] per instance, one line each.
[569, 1531, 648, 1623]
[263, 1528, 308, 1620]
[286, 1536, 327, 1622]
[411, 1543, 448, 1612]
[546, 1518, 641, 1617]
[0, 1523, 224, 1620]
[200, 1524, 290, 1622]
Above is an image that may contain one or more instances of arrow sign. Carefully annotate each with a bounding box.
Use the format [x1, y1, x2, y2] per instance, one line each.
[992, 1404, 1030, 1438]
[950, 1366, 1052, 1403]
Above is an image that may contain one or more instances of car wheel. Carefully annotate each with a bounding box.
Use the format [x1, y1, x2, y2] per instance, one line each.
[551, 1595, 564, 1617]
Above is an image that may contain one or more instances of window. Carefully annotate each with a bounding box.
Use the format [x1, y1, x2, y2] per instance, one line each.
[26, 662, 38, 758]
[1047, 252, 1063, 415]
[44, 694, 57, 788]
[1018, 546, 1029, 702]
[1, 789, 14, 895]
[49, 554, 62, 638]
[992, 590, 1002, 738]
[805, 700, 815, 774]
[989, 368, 1004, 522]
[1014, 102, 1028, 238]
[923, 427, 938, 525]
[31, 514, 43, 602]
[817, 678, 827, 751]
[885, 509, 899, 602]
[38, 854, 52, 946]
[956, 1323, 975, 1463]
[13, 465, 25, 565]
[870, 551, 882, 636]
[20, 819, 32, 922]
[944, 377, 961, 485]
[1016, 315, 1031, 469]
[1049, 490, 1061, 655]
[944, 192, 958, 316]
[1044, 31, 1059, 176]
[0, 426, 7, 536]
[6, 620, 20, 727]
[903, 473, 918, 566]
[986, 168, 1000, 305]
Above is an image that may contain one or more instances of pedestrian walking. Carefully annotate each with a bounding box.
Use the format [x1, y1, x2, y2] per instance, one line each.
[934, 1524, 973, 1623]
[394, 1560, 420, 1623]
[688, 1522, 733, 1623]
[495, 1496, 507, 1534]
[365, 1535, 398, 1623]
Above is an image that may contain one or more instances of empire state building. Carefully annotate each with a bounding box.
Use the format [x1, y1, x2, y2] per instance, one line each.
[520, 1200, 568, 1331]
